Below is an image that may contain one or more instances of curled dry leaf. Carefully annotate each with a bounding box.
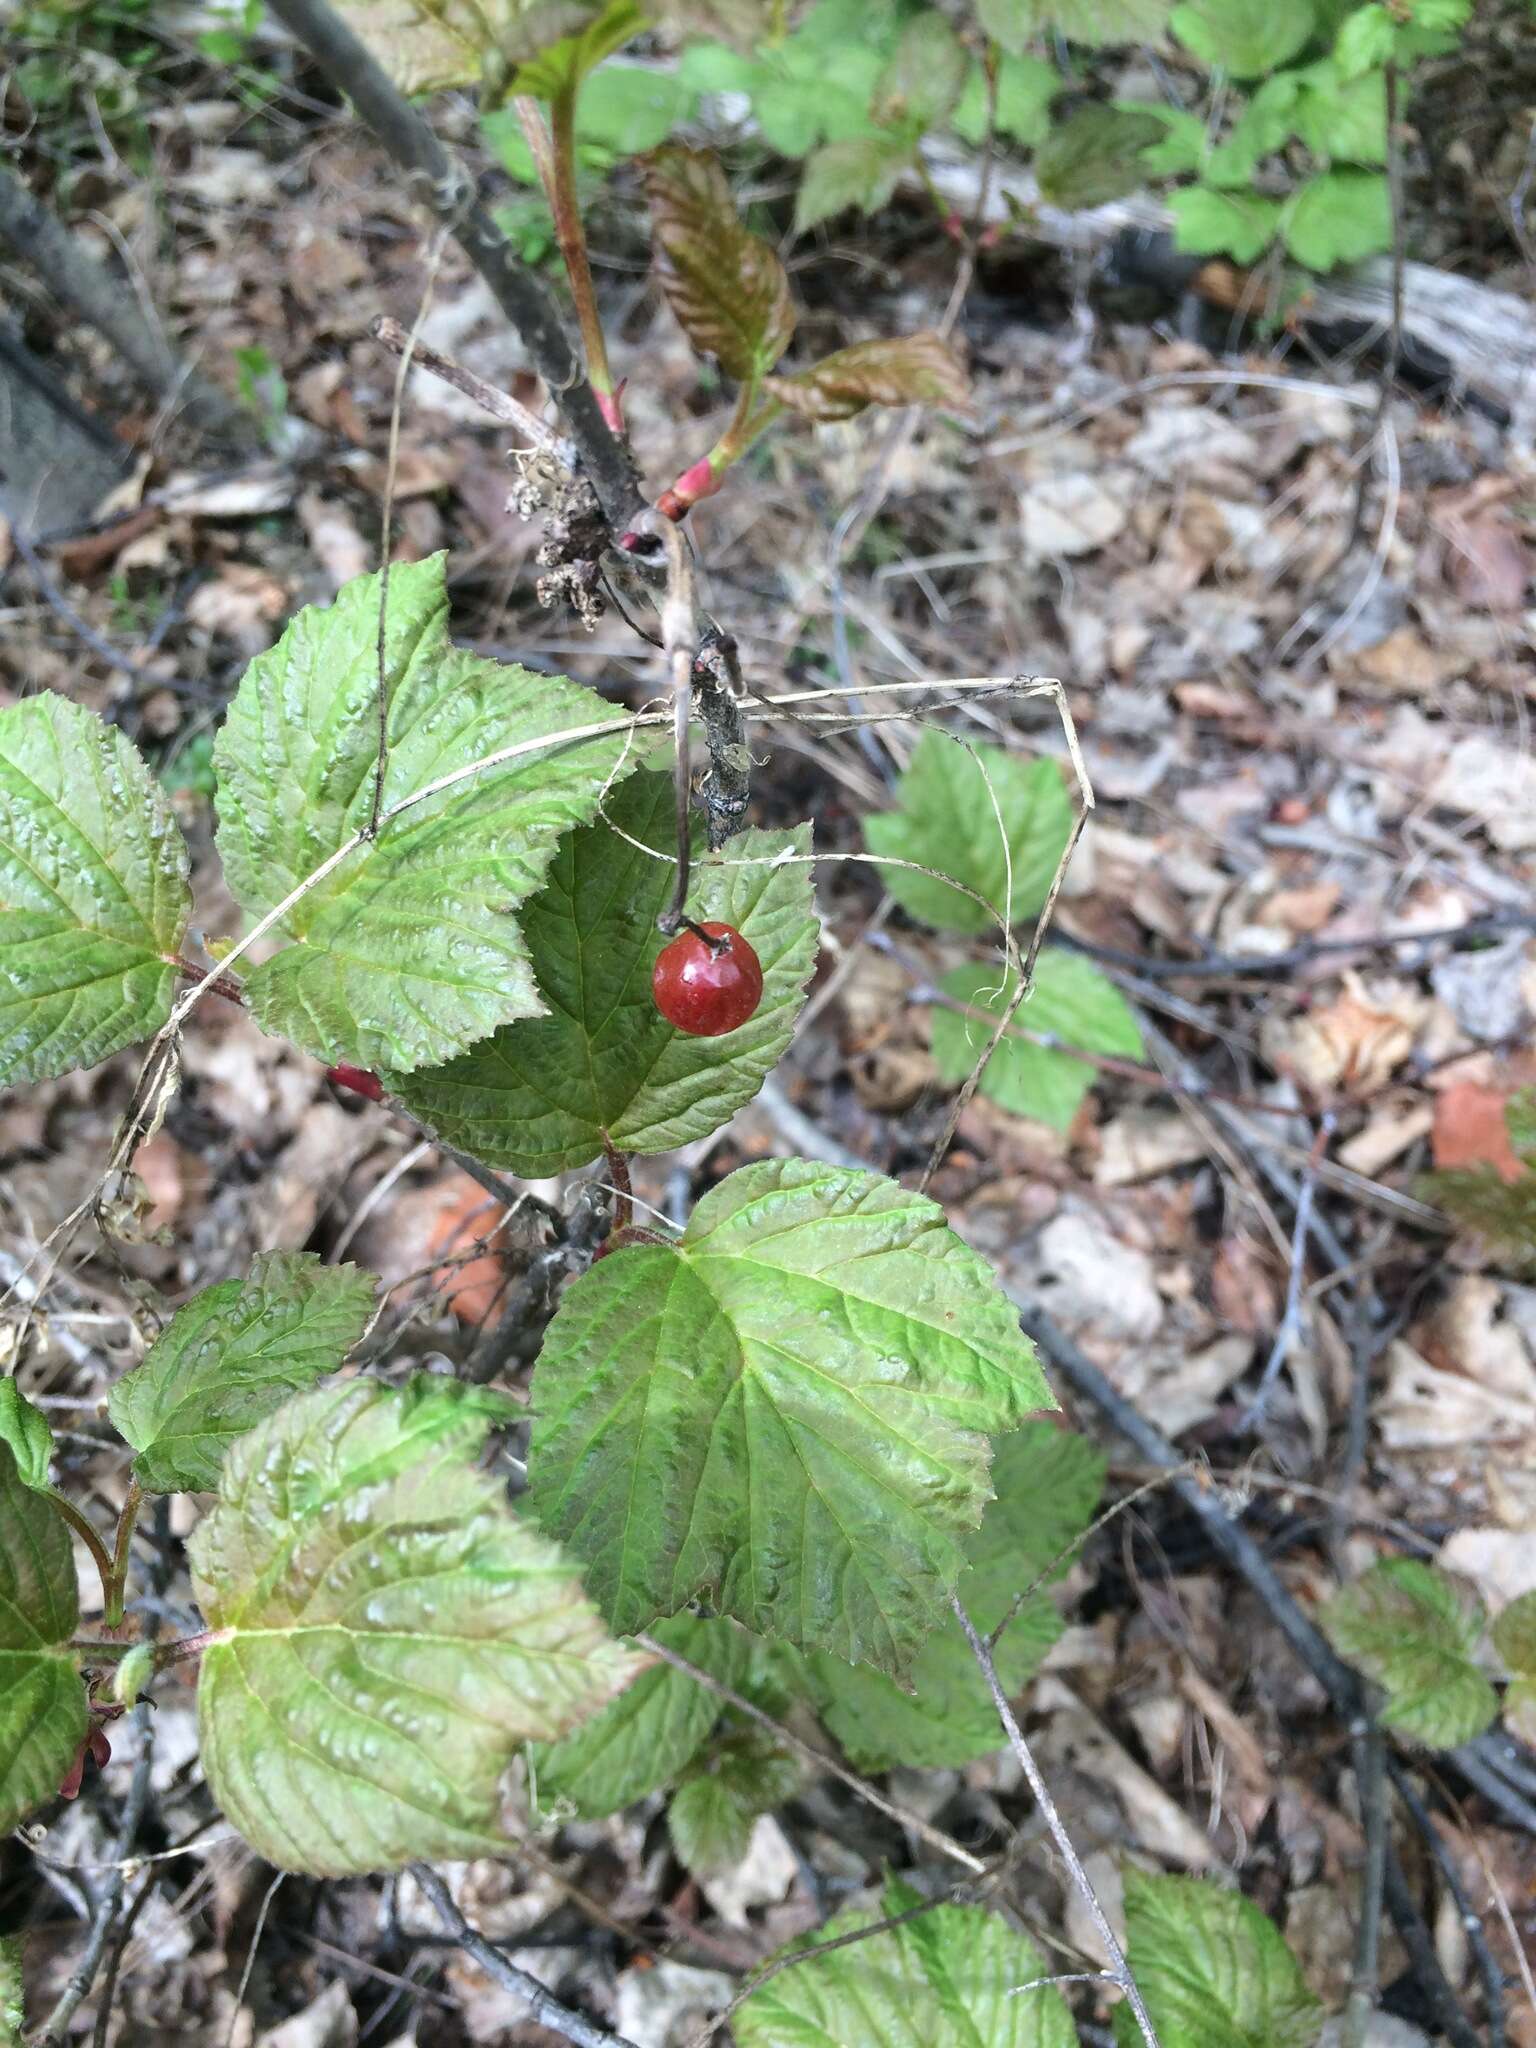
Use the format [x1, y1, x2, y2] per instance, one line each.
[766, 332, 971, 422]
[644, 145, 795, 383]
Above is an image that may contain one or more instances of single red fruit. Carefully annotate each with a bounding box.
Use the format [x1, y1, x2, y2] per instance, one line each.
[652, 923, 763, 1037]
[327, 1063, 384, 1102]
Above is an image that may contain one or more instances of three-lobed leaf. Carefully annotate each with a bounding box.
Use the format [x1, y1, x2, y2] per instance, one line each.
[390, 773, 817, 1175]
[530, 1159, 1053, 1672]
[795, 133, 914, 232]
[1283, 169, 1391, 270]
[1171, 0, 1317, 79]
[931, 950, 1144, 1133]
[767, 333, 969, 422]
[802, 1421, 1104, 1771]
[0, 694, 191, 1087]
[0, 1380, 52, 1492]
[645, 145, 796, 381]
[1320, 1556, 1497, 1747]
[1036, 105, 1166, 210]
[1170, 187, 1283, 263]
[737, 1875, 1076, 2048]
[870, 11, 966, 134]
[213, 554, 635, 1075]
[107, 1252, 377, 1493]
[1112, 1870, 1323, 2048]
[190, 1376, 641, 1875]
[863, 731, 1075, 936]
[0, 1443, 87, 1836]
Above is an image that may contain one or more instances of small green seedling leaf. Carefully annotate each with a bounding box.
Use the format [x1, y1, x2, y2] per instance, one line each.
[738, 1875, 1076, 2048]
[1171, 0, 1317, 79]
[213, 555, 634, 1074]
[871, 11, 966, 133]
[532, 1613, 752, 1817]
[0, 1380, 52, 1491]
[795, 132, 914, 231]
[931, 949, 1144, 1133]
[530, 1159, 1053, 1672]
[390, 774, 817, 1175]
[801, 1421, 1105, 1771]
[645, 144, 796, 381]
[191, 1376, 641, 1875]
[0, 1442, 88, 1835]
[107, 1251, 377, 1493]
[509, 0, 644, 96]
[1282, 169, 1391, 270]
[1493, 1589, 1536, 1744]
[767, 332, 969, 421]
[0, 694, 191, 1087]
[953, 53, 1059, 147]
[1169, 186, 1282, 263]
[1036, 104, 1166, 210]
[1321, 1556, 1498, 1747]
[669, 1733, 799, 1876]
[863, 732, 1074, 936]
[1112, 1870, 1323, 2048]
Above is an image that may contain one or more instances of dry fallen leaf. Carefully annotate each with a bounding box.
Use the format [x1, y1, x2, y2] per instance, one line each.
[1432, 1081, 1524, 1182]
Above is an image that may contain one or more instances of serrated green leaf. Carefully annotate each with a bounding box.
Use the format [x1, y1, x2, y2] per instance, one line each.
[1113, 1870, 1323, 2048]
[801, 1421, 1103, 1770]
[509, 0, 644, 95]
[0, 694, 191, 1087]
[389, 775, 816, 1175]
[1493, 1587, 1536, 1675]
[1283, 169, 1391, 270]
[530, 1159, 1053, 1672]
[795, 133, 914, 231]
[332, 0, 603, 92]
[0, 1443, 88, 1836]
[1321, 1556, 1497, 1747]
[645, 145, 795, 380]
[1334, 2, 1395, 75]
[213, 555, 633, 1075]
[738, 1875, 1076, 2048]
[0, 1933, 22, 2045]
[0, 1380, 52, 1491]
[932, 949, 1144, 1132]
[864, 733, 1074, 937]
[871, 12, 966, 132]
[978, 0, 1172, 51]
[1036, 104, 1165, 209]
[767, 333, 969, 422]
[107, 1252, 377, 1493]
[1169, 185, 1282, 261]
[578, 64, 697, 156]
[669, 1732, 799, 1875]
[1171, 0, 1316, 78]
[532, 1613, 751, 1816]
[1136, 106, 1212, 177]
[1290, 59, 1386, 163]
[954, 54, 1060, 148]
[191, 1376, 641, 1875]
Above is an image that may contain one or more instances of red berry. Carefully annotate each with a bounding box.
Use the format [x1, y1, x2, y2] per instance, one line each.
[652, 923, 763, 1037]
[326, 1063, 384, 1101]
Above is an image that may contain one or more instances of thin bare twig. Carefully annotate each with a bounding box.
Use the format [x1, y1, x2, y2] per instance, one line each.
[951, 1595, 1163, 2047]
[410, 1864, 637, 2048]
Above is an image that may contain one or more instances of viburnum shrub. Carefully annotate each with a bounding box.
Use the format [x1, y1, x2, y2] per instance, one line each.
[3, 3, 1519, 2040]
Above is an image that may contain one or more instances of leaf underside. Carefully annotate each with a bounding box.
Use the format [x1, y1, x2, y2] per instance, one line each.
[529, 1159, 1053, 1673]
[390, 773, 818, 1174]
[108, 1252, 378, 1493]
[190, 1377, 642, 1875]
[767, 333, 970, 422]
[213, 554, 635, 1074]
[0, 694, 190, 1087]
[0, 1443, 86, 1835]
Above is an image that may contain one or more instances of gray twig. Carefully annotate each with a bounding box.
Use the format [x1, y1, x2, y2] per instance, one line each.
[410, 1863, 638, 2048]
[950, 1595, 1164, 2048]
[1341, 1726, 1388, 2048]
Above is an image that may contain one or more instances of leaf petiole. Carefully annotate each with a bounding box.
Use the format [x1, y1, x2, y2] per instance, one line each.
[44, 1490, 116, 1613]
[656, 385, 782, 520]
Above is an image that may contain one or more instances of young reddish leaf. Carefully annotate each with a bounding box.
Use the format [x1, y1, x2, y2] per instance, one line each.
[644, 145, 796, 382]
[766, 332, 970, 422]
